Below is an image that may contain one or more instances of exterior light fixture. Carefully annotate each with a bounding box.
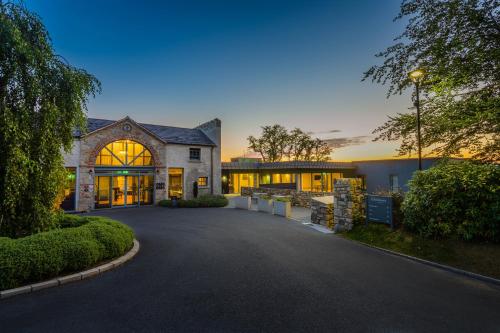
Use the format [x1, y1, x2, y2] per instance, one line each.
[408, 68, 426, 170]
[409, 69, 425, 83]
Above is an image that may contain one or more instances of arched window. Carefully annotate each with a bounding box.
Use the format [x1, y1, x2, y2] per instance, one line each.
[96, 140, 153, 166]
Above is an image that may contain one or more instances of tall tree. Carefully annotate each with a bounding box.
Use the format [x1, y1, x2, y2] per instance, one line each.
[248, 125, 333, 162]
[287, 128, 310, 161]
[248, 125, 289, 162]
[309, 138, 332, 162]
[0, 2, 100, 237]
[364, 0, 500, 162]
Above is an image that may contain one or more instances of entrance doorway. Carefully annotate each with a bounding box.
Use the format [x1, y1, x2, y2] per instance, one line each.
[168, 168, 183, 199]
[95, 172, 154, 208]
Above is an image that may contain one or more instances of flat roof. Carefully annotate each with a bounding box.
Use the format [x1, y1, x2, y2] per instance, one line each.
[222, 161, 356, 171]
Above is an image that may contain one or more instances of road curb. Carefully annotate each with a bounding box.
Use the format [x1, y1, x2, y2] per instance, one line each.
[0, 239, 140, 300]
[342, 237, 500, 287]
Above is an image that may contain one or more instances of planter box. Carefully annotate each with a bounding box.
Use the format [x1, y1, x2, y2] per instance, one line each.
[257, 198, 273, 213]
[273, 200, 291, 218]
[234, 196, 251, 210]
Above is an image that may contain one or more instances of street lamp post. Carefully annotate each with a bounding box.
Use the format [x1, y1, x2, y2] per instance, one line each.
[409, 69, 425, 171]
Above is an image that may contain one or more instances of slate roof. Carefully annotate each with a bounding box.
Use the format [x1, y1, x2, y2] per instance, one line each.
[76, 118, 216, 146]
[222, 161, 356, 170]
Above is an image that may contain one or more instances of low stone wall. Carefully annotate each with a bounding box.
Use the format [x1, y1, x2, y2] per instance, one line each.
[311, 197, 334, 228]
[333, 178, 364, 231]
[240, 187, 333, 208]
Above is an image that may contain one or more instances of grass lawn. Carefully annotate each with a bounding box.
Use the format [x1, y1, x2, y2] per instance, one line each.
[340, 223, 500, 280]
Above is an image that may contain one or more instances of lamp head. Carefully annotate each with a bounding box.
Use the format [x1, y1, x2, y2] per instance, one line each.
[409, 69, 425, 83]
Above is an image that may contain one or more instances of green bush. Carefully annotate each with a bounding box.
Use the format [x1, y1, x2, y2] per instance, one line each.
[274, 197, 291, 202]
[158, 195, 228, 208]
[0, 215, 134, 290]
[158, 199, 173, 207]
[57, 214, 92, 228]
[402, 160, 499, 242]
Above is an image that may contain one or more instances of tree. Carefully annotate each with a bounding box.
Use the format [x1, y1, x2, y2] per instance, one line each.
[248, 125, 289, 162]
[0, 2, 100, 237]
[287, 128, 310, 161]
[309, 138, 332, 162]
[364, 0, 499, 162]
[248, 125, 333, 162]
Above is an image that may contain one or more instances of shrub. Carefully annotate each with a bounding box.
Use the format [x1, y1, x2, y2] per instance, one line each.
[274, 197, 291, 202]
[158, 195, 228, 208]
[402, 160, 499, 242]
[158, 199, 172, 207]
[0, 215, 134, 290]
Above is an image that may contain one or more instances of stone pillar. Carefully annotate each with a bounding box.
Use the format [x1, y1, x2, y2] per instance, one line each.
[311, 196, 334, 228]
[333, 178, 364, 232]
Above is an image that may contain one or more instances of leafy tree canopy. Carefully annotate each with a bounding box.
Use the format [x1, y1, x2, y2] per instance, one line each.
[247, 125, 332, 162]
[364, 0, 499, 162]
[0, 2, 100, 237]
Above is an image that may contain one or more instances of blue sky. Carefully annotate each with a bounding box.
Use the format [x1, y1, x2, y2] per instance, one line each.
[25, 0, 411, 161]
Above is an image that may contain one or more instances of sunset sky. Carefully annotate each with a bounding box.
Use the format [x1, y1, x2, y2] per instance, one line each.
[26, 0, 415, 161]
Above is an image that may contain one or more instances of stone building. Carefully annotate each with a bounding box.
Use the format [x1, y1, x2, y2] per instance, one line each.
[61, 116, 221, 211]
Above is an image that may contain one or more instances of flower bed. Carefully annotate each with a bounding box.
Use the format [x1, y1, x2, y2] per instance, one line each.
[0, 215, 134, 290]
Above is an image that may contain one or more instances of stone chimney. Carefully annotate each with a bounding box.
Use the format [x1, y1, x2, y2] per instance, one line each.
[195, 119, 222, 194]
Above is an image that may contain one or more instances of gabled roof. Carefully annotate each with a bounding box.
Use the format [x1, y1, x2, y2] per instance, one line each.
[76, 118, 216, 146]
[222, 160, 356, 170]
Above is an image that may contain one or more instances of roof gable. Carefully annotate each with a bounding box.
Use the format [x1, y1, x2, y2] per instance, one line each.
[78, 117, 216, 146]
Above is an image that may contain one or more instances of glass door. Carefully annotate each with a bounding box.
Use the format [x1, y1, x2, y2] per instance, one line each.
[112, 176, 126, 207]
[140, 175, 154, 205]
[95, 176, 111, 208]
[168, 168, 183, 199]
[126, 176, 139, 206]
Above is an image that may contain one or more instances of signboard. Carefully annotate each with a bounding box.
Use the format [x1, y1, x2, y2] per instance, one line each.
[366, 194, 393, 228]
[156, 182, 165, 190]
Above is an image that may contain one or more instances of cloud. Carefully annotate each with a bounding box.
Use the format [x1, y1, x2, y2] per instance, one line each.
[306, 129, 342, 135]
[323, 135, 371, 149]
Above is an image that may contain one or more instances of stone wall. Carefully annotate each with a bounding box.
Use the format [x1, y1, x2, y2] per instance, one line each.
[332, 178, 364, 232]
[241, 187, 334, 208]
[195, 119, 222, 195]
[311, 197, 334, 228]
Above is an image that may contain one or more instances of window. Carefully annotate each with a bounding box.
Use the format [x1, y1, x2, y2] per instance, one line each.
[169, 168, 184, 199]
[189, 148, 201, 161]
[198, 177, 208, 187]
[271, 173, 296, 184]
[390, 174, 399, 192]
[60, 168, 77, 211]
[96, 140, 153, 166]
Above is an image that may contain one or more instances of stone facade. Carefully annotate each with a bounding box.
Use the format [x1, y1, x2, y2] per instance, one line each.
[63, 116, 221, 211]
[240, 187, 334, 208]
[332, 178, 364, 232]
[310, 197, 334, 228]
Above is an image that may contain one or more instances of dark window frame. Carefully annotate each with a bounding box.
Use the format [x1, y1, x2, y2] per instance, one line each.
[189, 148, 201, 161]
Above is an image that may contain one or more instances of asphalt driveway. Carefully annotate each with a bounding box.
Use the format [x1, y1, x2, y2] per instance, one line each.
[1, 207, 499, 332]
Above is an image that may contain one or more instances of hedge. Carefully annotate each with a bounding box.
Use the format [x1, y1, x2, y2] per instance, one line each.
[0, 215, 134, 290]
[402, 160, 499, 242]
[158, 194, 228, 208]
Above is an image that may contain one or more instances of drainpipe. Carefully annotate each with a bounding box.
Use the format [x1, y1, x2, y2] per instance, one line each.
[210, 146, 214, 195]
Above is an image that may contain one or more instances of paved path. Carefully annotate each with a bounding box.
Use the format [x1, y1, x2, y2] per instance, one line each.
[1, 207, 499, 332]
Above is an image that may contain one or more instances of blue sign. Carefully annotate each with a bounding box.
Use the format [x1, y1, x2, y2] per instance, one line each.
[366, 195, 393, 228]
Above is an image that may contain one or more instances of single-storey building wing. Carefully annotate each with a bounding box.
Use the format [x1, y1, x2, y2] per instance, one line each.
[61, 116, 221, 211]
[222, 157, 442, 194]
